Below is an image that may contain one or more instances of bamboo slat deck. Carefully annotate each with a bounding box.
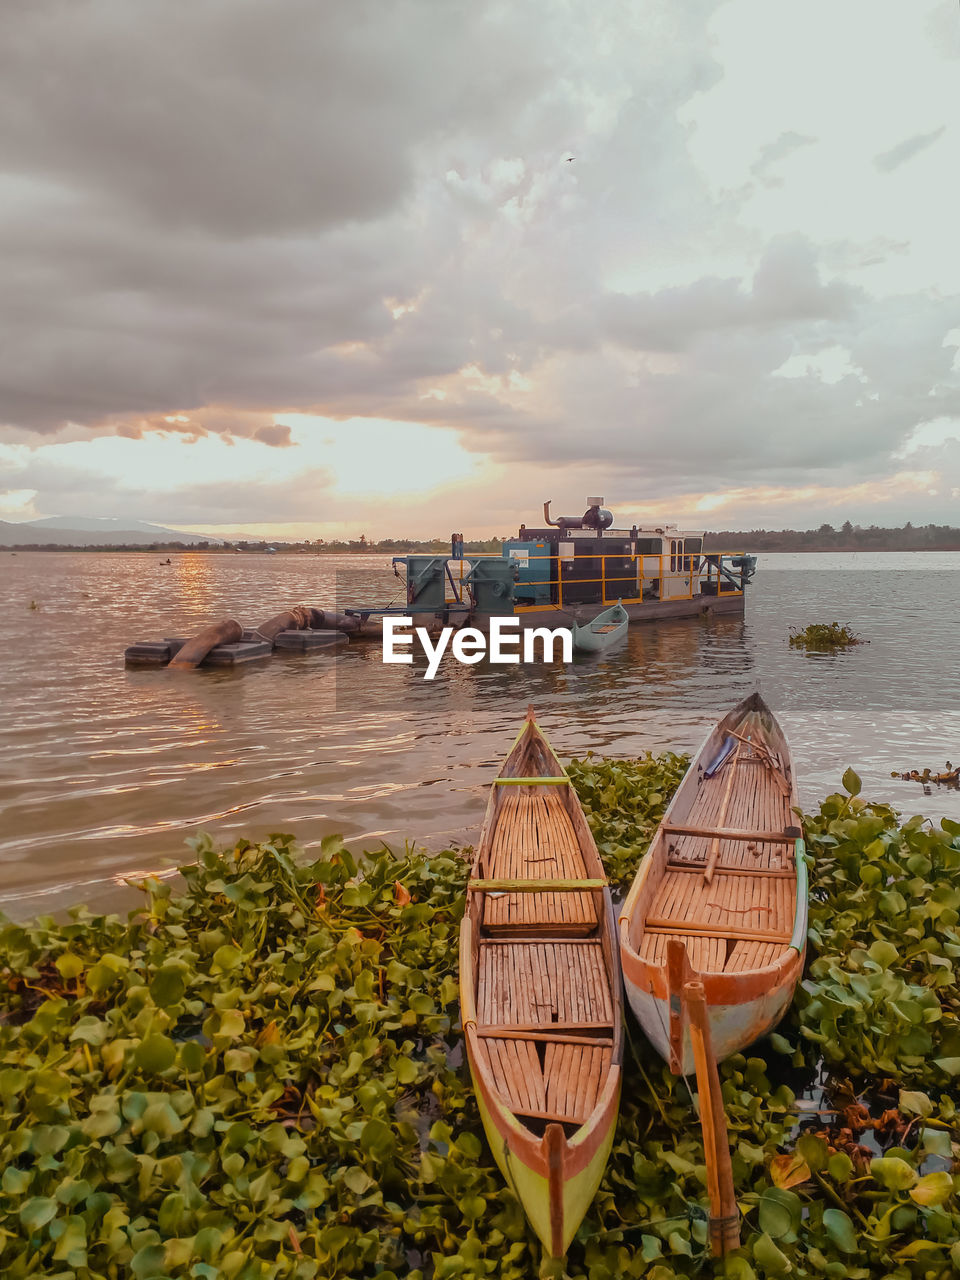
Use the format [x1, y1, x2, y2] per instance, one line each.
[460, 708, 624, 1258]
[619, 691, 807, 1069]
[619, 692, 808, 1260]
[482, 791, 599, 935]
[633, 732, 797, 976]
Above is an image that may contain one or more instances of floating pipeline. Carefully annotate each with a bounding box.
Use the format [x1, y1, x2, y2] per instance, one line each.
[2, 760, 959, 1277]
[167, 618, 244, 669]
[124, 606, 380, 668]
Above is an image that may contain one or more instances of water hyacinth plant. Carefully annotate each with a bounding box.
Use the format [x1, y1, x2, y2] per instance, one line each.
[0, 761, 957, 1278]
[788, 623, 865, 651]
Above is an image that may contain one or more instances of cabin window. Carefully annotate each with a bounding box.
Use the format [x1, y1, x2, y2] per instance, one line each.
[682, 536, 702, 572]
[670, 539, 681, 572]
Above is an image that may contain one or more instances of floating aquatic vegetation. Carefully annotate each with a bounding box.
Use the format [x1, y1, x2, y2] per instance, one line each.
[788, 623, 865, 651]
[891, 765, 959, 790]
[0, 759, 958, 1278]
[796, 768, 960, 1088]
[566, 752, 689, 890]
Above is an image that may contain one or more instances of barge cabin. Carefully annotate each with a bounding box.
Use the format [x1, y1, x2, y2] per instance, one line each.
[394, 498, 755, 631]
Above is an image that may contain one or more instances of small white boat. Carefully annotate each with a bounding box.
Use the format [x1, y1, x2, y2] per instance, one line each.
[572, 601, 629, 652]
[619, 692, 807, 1075]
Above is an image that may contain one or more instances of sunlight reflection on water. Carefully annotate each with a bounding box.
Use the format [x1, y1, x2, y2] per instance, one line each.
[0, 550, 957, 917]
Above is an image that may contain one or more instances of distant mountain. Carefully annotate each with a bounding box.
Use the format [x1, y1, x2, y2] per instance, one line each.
[0, 517, 221, 547]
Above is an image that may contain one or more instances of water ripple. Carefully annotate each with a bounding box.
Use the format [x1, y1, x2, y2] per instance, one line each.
[0, 550, 957, 918]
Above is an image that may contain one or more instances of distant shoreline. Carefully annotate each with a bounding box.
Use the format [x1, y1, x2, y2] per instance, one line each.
[3, 543, 960, 555]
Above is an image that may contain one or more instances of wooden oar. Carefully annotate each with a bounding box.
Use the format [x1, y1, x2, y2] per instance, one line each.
[727, 725, 791, 797]
[684, 979, 741, 1257]
[704, 739, 741, 884]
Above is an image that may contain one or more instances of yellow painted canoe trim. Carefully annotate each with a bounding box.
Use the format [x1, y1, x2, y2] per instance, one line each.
[472, 1066, 620, 1257]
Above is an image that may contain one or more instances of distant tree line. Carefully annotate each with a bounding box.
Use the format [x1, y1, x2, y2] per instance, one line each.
[1, 536, 509, 554]
[6, 525, 959, 554]
[703, 522, 960, 552]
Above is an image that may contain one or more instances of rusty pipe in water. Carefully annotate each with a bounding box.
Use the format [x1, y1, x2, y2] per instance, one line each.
[168, 619, 243, 669]
[307, 608, 361, 633]
[254, 606, 311, 643]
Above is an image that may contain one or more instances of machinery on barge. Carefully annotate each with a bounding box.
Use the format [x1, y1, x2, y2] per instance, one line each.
[395, 498, 755, 631]
[124, 498, 755, 667]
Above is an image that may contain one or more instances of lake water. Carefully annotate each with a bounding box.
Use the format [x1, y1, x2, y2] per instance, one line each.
[0, 550, 957, 919]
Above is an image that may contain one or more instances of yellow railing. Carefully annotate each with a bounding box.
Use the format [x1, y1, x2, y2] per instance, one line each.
[504, 551, 747, 610]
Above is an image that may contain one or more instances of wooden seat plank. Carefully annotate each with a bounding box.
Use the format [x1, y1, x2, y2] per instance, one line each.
[642, 921, 791, 943]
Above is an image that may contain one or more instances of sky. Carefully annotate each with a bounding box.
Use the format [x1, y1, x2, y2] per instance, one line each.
[0, 0, 958, 540]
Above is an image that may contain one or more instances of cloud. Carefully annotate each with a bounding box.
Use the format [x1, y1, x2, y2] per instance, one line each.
[0, 0, 957, 531]
[874, 127, 947, 172]
[750, 131, 817, 186]
[598, 236, 860, 352]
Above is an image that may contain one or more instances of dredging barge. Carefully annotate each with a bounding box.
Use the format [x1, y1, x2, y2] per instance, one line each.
[404, 497, 755, 631]
[124, 499, 755, 667]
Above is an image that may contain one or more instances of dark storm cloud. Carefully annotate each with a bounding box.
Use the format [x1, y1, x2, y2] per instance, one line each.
[0, 0, 569, 432]
[874, 127, 947, 172]
[0, 1, 546, 238]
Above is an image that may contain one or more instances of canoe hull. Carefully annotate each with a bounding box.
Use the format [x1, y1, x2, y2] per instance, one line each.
[466, 1025, 621, 1256]
[572, 602, 629, 652]
[618, 692, 807, 1072]
[621, 954, 802, 1075]
[573, 622, 628, 651]
[460, 708, 624, 1257]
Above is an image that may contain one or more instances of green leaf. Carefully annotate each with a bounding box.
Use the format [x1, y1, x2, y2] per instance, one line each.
[2, 1167, 31, 1194]
[455, 1132, 483, 1160]
[343, 1166, 373, 1195]
[215, 1009, 245, 1040]
[131, 1243, 166, 1278]
[193, 1226, 224, 1262]
[55, 953, 84, 981]
[179, 1039, 206, 1073]
[898, 1088, 933, 1117]
[19, 1196, 58, 1232]
[752, 1232, 792, 1274]
[359, 1118, 395, 1159]
[920, 1126, 953, 1157]
[841, 767, 862, 796]
[796, 1133, 827, 1173]
[69, 1015, 108, 1045]
[822, 1208, 858, 1253]
[135, 1033, 177, 1073]
[211, 945, 242, 972]
[909, 1171, 954, 1206]
[867, 939, 898, 968]
[758, 1187, 801, 1240]
[395, 1057, 419, 1085]
[870, 1156, 917, 1190]
[149, 967, 186, 1006]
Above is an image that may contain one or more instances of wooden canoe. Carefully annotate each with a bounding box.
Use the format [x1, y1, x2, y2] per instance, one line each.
[572, 600, 629, 652]
[619, 691, 807, 1075]
[460, 706, 624, 1257]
